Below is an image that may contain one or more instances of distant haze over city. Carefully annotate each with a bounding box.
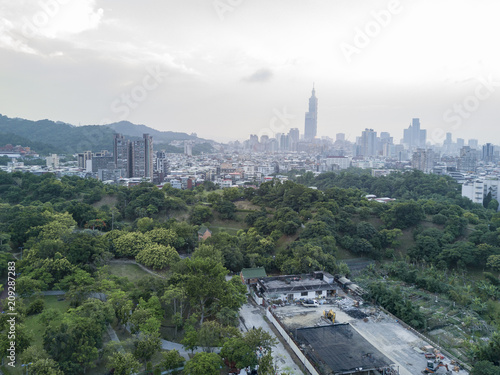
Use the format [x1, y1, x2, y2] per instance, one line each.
[1, 0, 499, 144]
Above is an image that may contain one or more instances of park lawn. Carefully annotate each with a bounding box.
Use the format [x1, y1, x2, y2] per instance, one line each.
[91, 194, 118, 209]
[0, 296, 71, 375]
[208, 217, 246, 235]
[234, 200, 261, 211]
[108, 263, 153, 283]
[24, 295, 71, 346]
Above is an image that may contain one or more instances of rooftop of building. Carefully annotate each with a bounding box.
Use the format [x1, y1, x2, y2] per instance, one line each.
[240, 267, 267, 279]
[197, 226, 211, 235]
[296, 324, 393, 374]
[258, 273, 334, 293]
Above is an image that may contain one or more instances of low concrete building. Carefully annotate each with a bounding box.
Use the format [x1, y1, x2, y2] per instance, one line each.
[257, 271, 336, 302]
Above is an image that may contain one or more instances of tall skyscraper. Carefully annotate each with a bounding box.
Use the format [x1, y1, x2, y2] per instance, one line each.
[379, 132, 393, 156]
[482, 143, 495, 163]
[458, 146, 478, 172]
[412, 148, 435, 173]
[130, 134, 153, 179]
[114, 133, 130, 175]
[288, 128, 300, 151]
[403, 118, 426, 149]
[468, 139, 479, 149]
[304, 85, 318, 141]
[184, 141, 193, 156]
[360, 128, 377, 157]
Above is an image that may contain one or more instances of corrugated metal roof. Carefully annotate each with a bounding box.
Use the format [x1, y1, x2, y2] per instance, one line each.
[338, 277, 351, 285]
[241, 267, 267, 279]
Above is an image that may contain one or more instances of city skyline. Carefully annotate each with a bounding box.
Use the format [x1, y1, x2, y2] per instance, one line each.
[1, 1, 500, 144]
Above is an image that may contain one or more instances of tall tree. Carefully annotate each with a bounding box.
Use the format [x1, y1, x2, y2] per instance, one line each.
[184, 352, 223, 375]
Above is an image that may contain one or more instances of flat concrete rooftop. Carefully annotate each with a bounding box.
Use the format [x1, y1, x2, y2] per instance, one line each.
[259, 276, 334, 293]
[297, 324, 393, 374]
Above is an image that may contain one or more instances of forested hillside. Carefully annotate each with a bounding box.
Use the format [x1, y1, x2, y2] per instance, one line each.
[0, 115, 211, 155]
[0, 169, 499, 374]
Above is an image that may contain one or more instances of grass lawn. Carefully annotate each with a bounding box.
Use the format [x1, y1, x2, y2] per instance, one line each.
[108, 263, 153, 283]
[336, 246, 355, 260]
[275, 232, 300, 252]
[0, 295, 70, 375]
[208, 217, 246, 235]
[234, 200, 261, 211]
[91, 194, 118, 209]
[23, 295, 71, 347]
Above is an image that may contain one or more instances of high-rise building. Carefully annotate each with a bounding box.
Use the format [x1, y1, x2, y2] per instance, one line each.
[46, 154, 59, 169]
[360, 128, 377, 157]
[304, 85, 318, 141]
[336, 133, 345, 142]
[482, 143, 495, 163]
[458, 146, 478, 172]
[130, 134, 153, 179]
[91, 150, 114, 173]
[280, 134, 289, 151]
[462, 179, 500, 208]
[184, 141, 193, 156]
[379, 132, 393, 155]
[288, 128, 299, 151]
[114, 134, 130, 175]
[77, 151, 92, 169]
[412, 148, 434, 173]
[288, 128, 299, 144]
[403, 118, 426, 149]
[248, 134, 259, 151]
[468, 139, 479, 149]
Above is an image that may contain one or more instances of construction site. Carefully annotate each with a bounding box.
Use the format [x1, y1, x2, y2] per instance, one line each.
[268, 296, 470, 375]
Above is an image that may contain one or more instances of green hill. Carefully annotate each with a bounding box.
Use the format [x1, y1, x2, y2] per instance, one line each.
[105, 121, 198, 143]
[0, 114, 211, 155]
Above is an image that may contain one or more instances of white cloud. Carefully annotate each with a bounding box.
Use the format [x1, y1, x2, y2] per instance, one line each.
[0, 0, 103, 55]
[0, 17, 37, 54]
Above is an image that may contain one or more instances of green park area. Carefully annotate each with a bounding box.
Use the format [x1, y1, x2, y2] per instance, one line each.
[0, 170, 499, 374]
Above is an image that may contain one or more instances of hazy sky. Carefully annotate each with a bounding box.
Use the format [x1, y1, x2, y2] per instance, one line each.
[1, 0, 499, 144]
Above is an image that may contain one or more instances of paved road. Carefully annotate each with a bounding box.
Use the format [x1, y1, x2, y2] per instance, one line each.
[239, 303, 305, 375]
[107, 324, 125, 353]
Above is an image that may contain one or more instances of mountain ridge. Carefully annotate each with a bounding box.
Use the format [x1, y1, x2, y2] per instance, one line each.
[0, 114, 209, 154]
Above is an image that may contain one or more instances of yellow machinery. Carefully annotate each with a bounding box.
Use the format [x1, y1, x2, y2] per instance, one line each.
[323, 309, 336, 323]
[423, 361, 451, 374]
